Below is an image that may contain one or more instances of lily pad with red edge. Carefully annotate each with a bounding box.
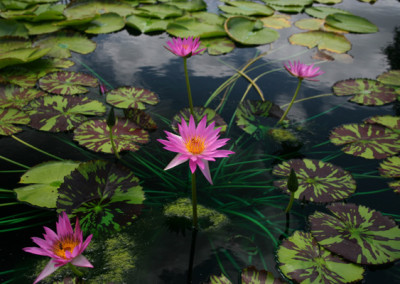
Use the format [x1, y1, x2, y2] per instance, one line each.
[241, 266, 284, 284]
[0, 108, 30, 136]
[73, 117, 150, 154]
[124, 108, 157, 130]
[56, 160, 145, 236]
[272, 158, 356, 203]
[106, 86, 159, 110]
[309, 203, 400, 265]
[377, 70, 400, 87]
[364, 115, 400, 131]
[332, 78, 397, 106]
[0, 84, 46, 109]
[171, 107, 227, 133]
[277, 231, 365, 283]
[329, 123, 400, 159]
[24, 95, 106, 132]
[38, 71, 98, 95]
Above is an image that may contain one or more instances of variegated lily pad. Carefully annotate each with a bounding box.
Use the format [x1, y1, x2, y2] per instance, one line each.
[0, 108, 30, 136]
[241, 266, 284, 284]
[364, 115, 400, 131]
[325, 13, 378, 34]
[106, 86, 159, 110]
[277, 231, 365, 283]
[38, 71, 98, 95]
[0, 84, 46, 109]
[272, 159, 356, 203]
[73, 117, 150, 154]
[24, 95, 106, 132]
[333, 79, 397, 106]
[57, 160, 145, 236]
[289, 31, 351, 54]
[310, 203, 400, 265]
[124, 108, 157, 130]
[379, 156, 400, 193]
[209, 274, 231, 284]
[377, 70, 400, 87]
[329, 123, 400, 159]
[171, 107, 227, 133]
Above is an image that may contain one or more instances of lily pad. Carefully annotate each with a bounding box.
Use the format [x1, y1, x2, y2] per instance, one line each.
[200, 37, 235, 55]
[73, 117, 150, 154]
[289, 31, 351, 54]
[0, 19, 29, 38]
[260, 14, 291, 29]
[314, 0, 342, 3]
[277, 231, 365, 283]
[123, 108, 157, 130]
[57, 160, 145, 236]
[0, 47, 51, 69]
[388, 180, 400, 194]
[379, 156, 400, 178]
[24, 95, 106, 132]
[294, 18, 347, 34]
[218, 1, 274, 17]
[0, 84, 47, 109]
[364, 115, 400, 131]
[38, 71, 98, 95]
[333, 79, 397, 106]
[167, 18, 226, 38]
[305, 6, 353, 19]
[63, 0, 137, 19]
[309, 203, 400, 265]
[325, 13, 378, 34]
[225, 16, 279, 45]
[125, 15, 169, 33]
[0, 108, 30, 136]
[134, 3, 184, 19]
[24, 21, 64, 35]
[167, 0, 207, 12]
[0, 38, 31, 52]
[84, 12, 125, 34]
[329, 123, 400, 159]
[262, 0, 312, 13]
[377, 70, 400, 87]
[14, 160, 80, 208]
[241, 266, 284, 284]
[171, 107, 227, 133]
[209, 274, 231, 284]
[272, 159, 356, 203]
[106, 86, 159, 110]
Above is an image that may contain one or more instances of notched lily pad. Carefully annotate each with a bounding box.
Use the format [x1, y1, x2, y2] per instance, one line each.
[200, 37, 235, 55]
[364, 115, 400, 131]
[305, 6, 353, 19]
[260, 14, 291, 29]
[377, 70, 400, 87]
[378, 156, 400, 193]
[134, 3, 184, 19]
[273, 158, 356, 203]
[218, 1, 274, 17]
[125, 15, 169, 33]
[167, 18, 226, 38]
[289, 31, 351, 54]
[171, 107, 227, 133]
[84, 12, 125, 34]
[310, 203, 400, 265]
[0, 108, 30, 135]
[38, 71, 98, 95]
[0, 84, 46, 109]
[106, 86, 159, 110]
[325, 13, 378, 34]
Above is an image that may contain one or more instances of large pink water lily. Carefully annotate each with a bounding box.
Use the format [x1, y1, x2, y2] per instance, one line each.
[158, 115, 234, 184]
[23, 212, 93, 284]
[284, 60, 324, 81]
[165, 36, 206, 58]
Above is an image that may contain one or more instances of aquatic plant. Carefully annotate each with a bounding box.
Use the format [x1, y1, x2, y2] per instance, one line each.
[165, 36, 205, 58]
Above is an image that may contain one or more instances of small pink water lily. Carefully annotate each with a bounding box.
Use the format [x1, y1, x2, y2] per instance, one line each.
[157, 115, 234, 184]
[284, 60, 324, 81]
[165, 36, 206, 58]
[23, 212, 93, 284]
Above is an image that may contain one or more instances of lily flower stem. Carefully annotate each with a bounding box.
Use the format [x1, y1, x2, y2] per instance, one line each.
[277, 78, 303, 125]
[191, 173, 198, 229]
[108, 125, 120, 159]
[11, 135, 63, 161]
[183, 57, 195, 116]
[285, 192, 295, 214]
[67, 262, 83, 278]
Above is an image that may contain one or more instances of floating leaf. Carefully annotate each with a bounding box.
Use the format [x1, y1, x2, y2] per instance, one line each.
[0, 38, 31, 52]
[200, 37, 235, 55]
[0, 47, 51, 69]
[0, 84, 46, 109]
[167, 18, 226, 38]
[14, 161, 80, 208]
[125, 15, 169, 33]
[379, 156, 400, 178]
[209, 274, 231, 284]
[225, 16, 279, 45]
[63, 0, 137, 19]
[123, 108, 157, 130]
[333, 79, 397, 106]
[0, 108, 30, 135]
[24, 21, 64, 35]
[305, 6, 352, 19]
[329, 123, 400, 159]
[38, 71, 98, 95]
[57, 160, 145, 236]
[73, 117, 150, 154]
[85, 12, 125, 34]
[312, 50, 353, 63]
[24, 95, 106, 132]
[273, 159, 356, 203]
[310, 203, 400, 265]
[294, 18, 347, 33]
[106, 86, 159, 110]
[0, 19, 29, 38]
[241, 266, 284, 284]
[377, 70, 400, 87]
[325, 13, 378, 34]
[218, 1, 274, 17]
[178, 11, 225, 26]
[171, 107, 227, 133]
[388, 180, 400, 194]
[168, 0, 207, 12]
[260, 14, 291, 29]
[289, 31, 351, 54]
[364, 115, 400, 131]
[262, 0, 312, 13]
[134, 3, 184, 19]
[314, 0, 342, 3]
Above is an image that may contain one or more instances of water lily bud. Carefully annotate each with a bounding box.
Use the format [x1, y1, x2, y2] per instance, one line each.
[287, 168, 299, 193]
[107, 106, 116, 128]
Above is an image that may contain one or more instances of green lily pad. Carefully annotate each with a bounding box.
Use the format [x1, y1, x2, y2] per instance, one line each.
[57, 160, 145, 236]
[106, 86, 159, 109]
[260, 14, 291, 29]
[0, 19, 29, 38]
[277, 231, 365, 283]
[63, 0, 137, 19]
[329, 123, 400, 159]
[0, 108, 30, 136]
[218, 1, 274, 17]
[177, 11, 225, 26]
[167, 18, 226, 38]
[73, 117, 150, 154]
[262, 0, 312, 13]
[289, 31, 351, 54]
[314, 0, 342, 3]
[273, 158, 356, 203]
[364, 115, 400, 131]
[294, 18, 348, 33]
[24, 95, 106, 132]
[171, 107, 227, 133]
[377, 70, 400, 87]
[333, 79, 397, 106]
[14, 160, 80, 208]
[24, 21, 64, 35]
[199, 37, 235, 55]
[310, 203, 400, 265]
[134, 3, 184, 19]
[0, 38, 31, 53]
[125, 15, 169, 33]
[123, 108, 157, 130]
[305, 6, 353, 19]
[325, 13, 378, 34]
[85, 12, 125, 34]
[0, 84, 46, 109]
[0, 47, 51, 69]
[38, 71, 98, 95]
[167, 0, 207, 12]
[241, 266, 284, 284]
[379, 156, 400, 178]
[225, 16, 279, 45]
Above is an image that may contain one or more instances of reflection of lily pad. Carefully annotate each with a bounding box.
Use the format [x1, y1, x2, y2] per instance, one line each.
[14, 161, 80, 208]
[329, 123, 400, 159]
[333, 79, 397, 105]
[38, 71, 98, 95]
[25, 95, 106, 132]
[0, 108, 30, 136]
[289, 31, 351, 54]
[377, 70, 400, 87]
[73, 117, 150, 154]
[200, 37, 235, 55]
[0, 84, 46, 109]
[167, 18, 226, 38]
[273, 159, 356, 203]
[325, 13, 378, 34]
[241, 266, 284, 284]
[277, 231, 364, 283]
[106, 86, 159, 110]
[310, 203, 400, 265]
[125, 15, 169, 33]
[85, 13, 125, 34]
[57, 160, 145, 236]
[171, 107, 227, 133]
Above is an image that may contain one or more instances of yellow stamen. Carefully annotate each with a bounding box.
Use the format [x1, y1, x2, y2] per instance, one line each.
[52, 236, 79, 259]
[185, 136, 205, 155]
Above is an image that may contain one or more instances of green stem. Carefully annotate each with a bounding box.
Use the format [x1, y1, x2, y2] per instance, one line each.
[277, 78, 303, 125]
[183, 57, 194, 116]
[284, 192, 295, 214]
[67, 262, 83, 277]
[108, 125, 120, 159]
[191, 172, 198, 229]
[11, 135, 63, 161]
[0, 155, 29, 169]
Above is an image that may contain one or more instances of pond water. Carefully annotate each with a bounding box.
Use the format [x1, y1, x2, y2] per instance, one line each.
[1, 0, 400, 283]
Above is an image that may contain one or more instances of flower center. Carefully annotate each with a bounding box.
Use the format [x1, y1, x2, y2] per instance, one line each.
[52, 236, 79, 259]
[185, 136, 205, 155]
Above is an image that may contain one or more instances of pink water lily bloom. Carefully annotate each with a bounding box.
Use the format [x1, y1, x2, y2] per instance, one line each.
[23, 212, 93, 284]
[284, 60, 324, 81]
[157, 115, 234, 184]
[165, 36, 206, 58]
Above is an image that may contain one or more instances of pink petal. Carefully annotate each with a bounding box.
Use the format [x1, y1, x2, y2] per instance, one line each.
[165, 154, 188, 170]
[199, 160, 213, 184]
[23, 246, 50, 257]
[71, 254, 93, 268]
[33, 260, 59, 284]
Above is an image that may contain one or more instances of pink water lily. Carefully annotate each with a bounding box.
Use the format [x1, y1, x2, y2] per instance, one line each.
[284, 60, 324, 81]
[165, 36, 206, 58]
[157, 115, 234, 184]
[23, 212, 93, 284]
